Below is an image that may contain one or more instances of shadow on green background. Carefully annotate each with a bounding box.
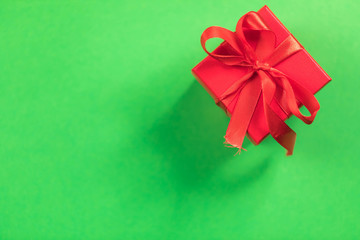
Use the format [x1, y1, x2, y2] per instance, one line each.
[149, 81, 271, 191]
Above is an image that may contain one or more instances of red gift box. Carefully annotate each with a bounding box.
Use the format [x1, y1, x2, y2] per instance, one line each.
[192, 5, 331, 155]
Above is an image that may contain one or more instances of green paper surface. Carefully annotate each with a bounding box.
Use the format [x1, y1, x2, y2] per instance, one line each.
[0, 0, 359, 239]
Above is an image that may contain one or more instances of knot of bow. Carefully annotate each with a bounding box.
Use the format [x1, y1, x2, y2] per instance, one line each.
[200, 11, 320, 155]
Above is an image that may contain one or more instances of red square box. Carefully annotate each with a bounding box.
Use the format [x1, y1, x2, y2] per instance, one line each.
[192, 5, 331, 145]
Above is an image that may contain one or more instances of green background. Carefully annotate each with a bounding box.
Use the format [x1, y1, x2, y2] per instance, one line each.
[0, 0, 359, 239]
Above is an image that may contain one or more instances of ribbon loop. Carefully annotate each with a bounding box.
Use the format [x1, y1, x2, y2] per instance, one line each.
[201, 26, 248, 66]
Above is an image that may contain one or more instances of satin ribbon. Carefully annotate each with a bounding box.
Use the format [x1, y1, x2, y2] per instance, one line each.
[201, 11, 320, 155]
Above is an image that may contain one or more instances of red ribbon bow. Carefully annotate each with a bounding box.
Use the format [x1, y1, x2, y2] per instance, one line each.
[201, 11, 320, 155]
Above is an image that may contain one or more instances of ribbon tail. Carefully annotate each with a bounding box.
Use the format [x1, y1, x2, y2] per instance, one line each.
[224, 75, 261, 154]
[281, 75, 320, 124]
[264, 100, 297, 156]
[269, 69, 320, 123]
[260, 71, 296, 156]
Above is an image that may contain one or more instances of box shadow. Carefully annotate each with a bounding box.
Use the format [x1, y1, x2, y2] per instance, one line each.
[148, 80, 271, 191]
